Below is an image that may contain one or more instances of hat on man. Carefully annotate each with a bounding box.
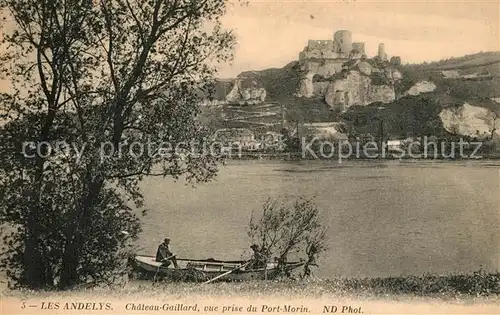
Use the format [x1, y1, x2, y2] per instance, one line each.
[164, 237, 171, 243]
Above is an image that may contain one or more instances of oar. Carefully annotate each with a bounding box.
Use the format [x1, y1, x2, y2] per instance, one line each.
[202, 261, 251, 285]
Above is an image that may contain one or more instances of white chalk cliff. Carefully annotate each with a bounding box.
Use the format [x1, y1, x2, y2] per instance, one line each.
[296, 56, 397, 111]
[324, 71, 395, 110]
[298, 71, 315, 98]
[406, 81, 436, 96]
[439, 103, 500, 139]
[226, 80, 267, 105]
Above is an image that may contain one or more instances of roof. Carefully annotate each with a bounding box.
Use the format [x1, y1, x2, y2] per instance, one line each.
[387, 140, 404, 145]
[214, 128, 254, 139]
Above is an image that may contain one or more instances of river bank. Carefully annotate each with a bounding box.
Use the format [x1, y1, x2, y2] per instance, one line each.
[224, 151, 500, 161]
[3, 270, 500, 299]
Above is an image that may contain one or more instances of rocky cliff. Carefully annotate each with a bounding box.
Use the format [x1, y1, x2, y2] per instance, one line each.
[298, 71, 315, 98]
[439, 103, 500, 139]
[225, 80, 267, 105]
[297, 59, 399, 111]
[198, 77, 268, 106]
[406, 81, 437, 96]
[202, 52, 500, 142]
[323, 71, 396, 110]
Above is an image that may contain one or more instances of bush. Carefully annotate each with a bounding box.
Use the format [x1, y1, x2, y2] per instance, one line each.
[247, 197, 327, 278]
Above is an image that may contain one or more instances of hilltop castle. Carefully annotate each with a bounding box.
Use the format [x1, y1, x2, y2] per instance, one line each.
[298, 30, 391, 77]
[299, 29, 387, 61]
[297, 30, 402, 111]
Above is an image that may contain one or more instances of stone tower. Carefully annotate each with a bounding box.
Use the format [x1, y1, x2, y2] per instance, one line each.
[378, 43, 387, 61]
[352, 42, 366, 55]
[333, 30, 353, 56]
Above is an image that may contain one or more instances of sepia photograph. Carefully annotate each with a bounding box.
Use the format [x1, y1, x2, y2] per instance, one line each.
[0, 0, 499, 314]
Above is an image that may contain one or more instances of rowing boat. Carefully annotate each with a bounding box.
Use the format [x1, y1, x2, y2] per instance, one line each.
[130, 255, 304, 282]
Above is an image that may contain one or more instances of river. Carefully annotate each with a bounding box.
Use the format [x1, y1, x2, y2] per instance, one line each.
[137, 160, 500, 278]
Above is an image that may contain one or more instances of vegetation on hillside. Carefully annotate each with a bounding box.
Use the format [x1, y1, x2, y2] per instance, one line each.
[203, 51, 500, 140]
[238, 61, 303, 101]
[340, 96, 447, 139]
[399, 51, 500, 98]
[405, 51, 500, 71]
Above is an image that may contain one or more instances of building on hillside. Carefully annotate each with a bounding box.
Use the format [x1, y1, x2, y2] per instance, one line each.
[214, 128, 260, 150]
[303, 122, 349, 141]
[387, 140, 405, 152]
[257, 131, 286, 151]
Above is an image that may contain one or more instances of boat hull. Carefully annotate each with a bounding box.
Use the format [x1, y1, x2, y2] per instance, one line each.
[131, 255, 304, 282]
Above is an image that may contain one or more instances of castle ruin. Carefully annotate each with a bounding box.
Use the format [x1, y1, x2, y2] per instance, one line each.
[298, 30, 391, 77]
[299, 30, 389, 61]
[297, 29, 401, 112]
[299, 30, 366, 60]
[377, 43, 387, 61]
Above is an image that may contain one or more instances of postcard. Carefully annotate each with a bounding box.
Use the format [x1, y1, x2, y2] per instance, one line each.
[0, 0, 499, 314]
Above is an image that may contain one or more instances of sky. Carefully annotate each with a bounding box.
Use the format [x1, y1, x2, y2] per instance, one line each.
[217, 0, 500, 77]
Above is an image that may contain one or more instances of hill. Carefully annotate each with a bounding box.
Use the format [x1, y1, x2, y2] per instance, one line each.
[405, 51, 500, 72]
[397, 51, 500, 99]
[237, 61, 303, 101]
[202, 51, 500, 141]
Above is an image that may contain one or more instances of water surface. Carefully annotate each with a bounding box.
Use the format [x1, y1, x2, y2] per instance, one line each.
[138, 160, 500, 278]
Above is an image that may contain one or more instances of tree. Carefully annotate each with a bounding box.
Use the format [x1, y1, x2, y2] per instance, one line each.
[0, 0, 235, 289]
[279, 128, 300, 153]
[247, 197, 327, 278]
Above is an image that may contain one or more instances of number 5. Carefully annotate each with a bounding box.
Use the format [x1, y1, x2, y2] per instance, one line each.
[21, 301, 26, 309]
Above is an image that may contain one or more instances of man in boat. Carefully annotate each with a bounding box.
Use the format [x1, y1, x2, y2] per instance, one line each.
[156, 237, 179, 268]
[249, 244, 267, 269]
[303, 242, 319, 277]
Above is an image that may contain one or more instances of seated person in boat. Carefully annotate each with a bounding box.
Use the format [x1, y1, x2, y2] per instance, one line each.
[156, 237, 179, 268]
[249, 244, 267, 269]
[303, 243, 319, 277]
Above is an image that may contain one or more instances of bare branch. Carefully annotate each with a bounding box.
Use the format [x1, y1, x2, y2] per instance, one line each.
[124, 0, 146, 45]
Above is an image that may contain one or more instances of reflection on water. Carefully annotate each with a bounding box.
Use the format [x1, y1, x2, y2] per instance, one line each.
[138, 160, 500, 278]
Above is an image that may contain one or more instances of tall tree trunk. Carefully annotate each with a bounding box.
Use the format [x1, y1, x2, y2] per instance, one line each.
[58, 232, 80, 289]
[22, 104, 57, 288]
[58, 173, 105, 289]
[22, 231, 45, 288]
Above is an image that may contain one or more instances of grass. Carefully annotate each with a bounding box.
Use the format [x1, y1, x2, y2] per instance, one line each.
[3, 270, 500, 301]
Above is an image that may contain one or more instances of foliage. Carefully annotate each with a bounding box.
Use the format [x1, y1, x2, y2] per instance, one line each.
[404, 51, 500, 70]
[0, 0, 235, 290]
[279, 128, 300, 153]
[237, 61, 302, 101]
[247, 197, 327, 277]
[399, 51, 500, 98]
[340, 96, 447, 139]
